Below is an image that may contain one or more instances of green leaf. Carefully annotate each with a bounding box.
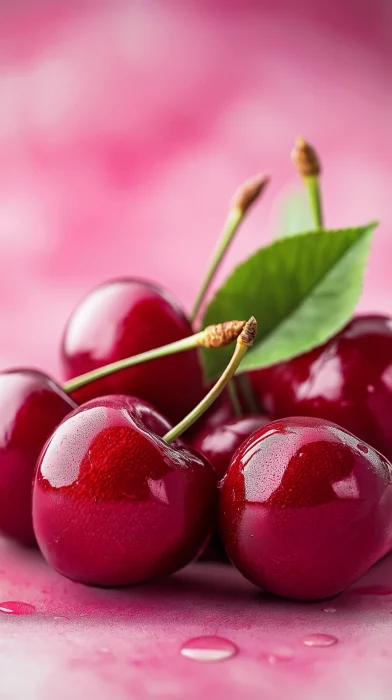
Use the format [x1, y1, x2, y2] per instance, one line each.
[201, 222, 377, 380]
[273, 185, 313, 238]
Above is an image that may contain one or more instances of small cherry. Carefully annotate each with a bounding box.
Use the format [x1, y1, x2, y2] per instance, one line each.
[0, 370, 76, 546]
[250, 315, 392, 461]
[190, 412, 270, 562]
[33, 318, 257, 586]
[190, 413, 270, 480]
[219, 416, 392, 600]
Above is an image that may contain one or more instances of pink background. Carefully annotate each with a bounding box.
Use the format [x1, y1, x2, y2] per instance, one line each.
[0, 1, 392, 698]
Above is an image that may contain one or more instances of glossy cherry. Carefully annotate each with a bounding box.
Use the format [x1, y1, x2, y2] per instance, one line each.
[250, 315, 392, 461]
[190, 413, 270, 562]
[0, 370, 76, 546]
[32, 395, 217, 586]
[61, 278, 205, 423]
[190, 414, 270, 479]
[220, 416, 392, 600]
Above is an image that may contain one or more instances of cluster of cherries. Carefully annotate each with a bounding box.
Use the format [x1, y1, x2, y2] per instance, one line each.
[2, 141, 392, 602]
[2, 274, 392, 602]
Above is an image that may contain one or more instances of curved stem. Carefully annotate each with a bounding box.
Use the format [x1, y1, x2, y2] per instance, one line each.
[190, 174, 269, 324]
[163, 317, 257, 444]
[63, 320, 246, 395]
[190, 207, 242, 324]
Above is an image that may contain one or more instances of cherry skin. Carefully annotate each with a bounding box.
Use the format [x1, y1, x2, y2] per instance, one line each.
[219, 416, 392, 600]
[0, 370, 77, 546]
[32, 395, 217, 586]
[250, 315, 392, 460]
[190, 414, 270, 479]
[61, 278, 205, 423]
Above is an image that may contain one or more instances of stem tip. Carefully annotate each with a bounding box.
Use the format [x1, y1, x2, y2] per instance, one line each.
[231, 174, 270, 214]
[291, 137, 321, 177]
[202, 320, 247, 348]
[240, 316, 257, 347]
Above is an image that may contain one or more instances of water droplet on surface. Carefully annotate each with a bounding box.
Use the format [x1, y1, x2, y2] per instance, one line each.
[54, 615, 69, 621]
[302, 633, 338, 647]
[322, 607, 337, 613]
[264, 647, 294, 664]
[357, 443, 369, 454]
[0, 601, 35, 615]
[181, 636, 237, 662]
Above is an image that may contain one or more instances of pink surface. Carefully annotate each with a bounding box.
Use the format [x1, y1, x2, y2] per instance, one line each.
[0, 1, 392, 697]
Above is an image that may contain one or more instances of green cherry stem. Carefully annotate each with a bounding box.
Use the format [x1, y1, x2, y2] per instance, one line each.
[227, 380, 242, 417]
[163, 317, 257, 444]
[62, 320, 247, 395]
[190, 174, 269, 324]
[291, 137, 323, 229]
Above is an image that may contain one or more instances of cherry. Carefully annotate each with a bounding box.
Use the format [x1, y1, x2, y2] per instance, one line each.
[0, 370, 76, 546]
[61, 278, 205, 423]
[190, 414, 270, 480]
[190, 412, 270, 562]
[250, 315, 392, 461]
[32, 395, 217, 586]
[219, 416, 392, 600]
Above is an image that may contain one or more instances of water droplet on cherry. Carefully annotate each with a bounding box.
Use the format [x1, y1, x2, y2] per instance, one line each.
[357, 443, 369, 454]
[0, 601, 36, 615]
[322, 607, 337, 613]
[264, 647, 294, 664]
[181, 636, 237, 662]
[302, 633, 338, 647]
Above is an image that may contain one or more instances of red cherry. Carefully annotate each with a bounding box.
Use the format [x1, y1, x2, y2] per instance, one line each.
[250, 315, 392, 460]
[190, 414, 270, 479]
[32, 395, 217, 586]
[0, 370, 76, 546]
[61, 279, 205, 423]
[220, 416, 392, 600]
[190, 413, 269, 562]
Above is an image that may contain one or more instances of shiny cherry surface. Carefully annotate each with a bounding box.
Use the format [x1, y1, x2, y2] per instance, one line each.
[32, 395, 217, 586]
[0, 370, 76, 546]
[219, 416, 392, 600]
[250, 315, 392, 460]
[190, 414, 270, 479]
[61, 278, 205, 423]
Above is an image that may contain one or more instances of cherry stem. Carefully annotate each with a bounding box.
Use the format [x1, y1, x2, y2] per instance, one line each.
[62, 320, 247, 394]
[190, 174, 269, 324]
[291, 137, 323, 229]
[163, 317, 257, 444]
[228, 380, 242, 417]
[237, 374, 260, 414]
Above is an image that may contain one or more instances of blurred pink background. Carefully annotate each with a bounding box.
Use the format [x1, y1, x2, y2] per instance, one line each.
[0, 0, 391, 379]
[1, 3, 392, 698]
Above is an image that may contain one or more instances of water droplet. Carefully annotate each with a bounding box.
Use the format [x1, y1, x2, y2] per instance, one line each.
[54, 615, 69, 621]
[0, 601, 35, 615]
[322, 607, 337, 613]
[181, 636, 237, 662]
[264, 647, 294, 664]
[302, 633, 338, 647]
[357, 443, 369, 454]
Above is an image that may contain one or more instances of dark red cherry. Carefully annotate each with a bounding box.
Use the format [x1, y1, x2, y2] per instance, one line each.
[220, 416, 392, 600]
[190, 413, 270, 562]
[32, 395, 217, 586]
[190, 414, 270, 479]
[61, 279, 205, 423]
[0, 370, 76, 546]
[250, 315, 392, 460]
